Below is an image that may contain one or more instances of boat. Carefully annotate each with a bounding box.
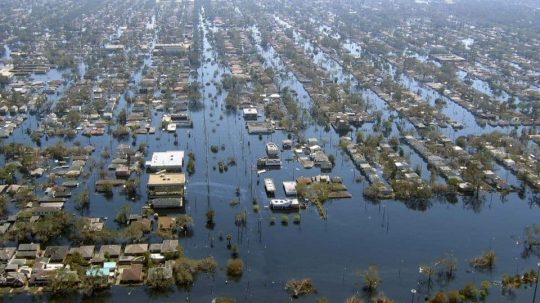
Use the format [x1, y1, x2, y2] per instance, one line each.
[166, 123, 177, 132]
[269, 198, 299, 210]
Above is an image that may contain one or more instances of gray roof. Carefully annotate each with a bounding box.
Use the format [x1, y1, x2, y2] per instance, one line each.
[161, 240, 179, 253]
[18, 243, 40, 252]
[43, 246, 69, 262]
[0, 247, 16, 261]
[69, 246, 95, 259]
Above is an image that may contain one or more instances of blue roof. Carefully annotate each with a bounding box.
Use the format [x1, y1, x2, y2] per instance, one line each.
[103, 262, 117, 269]
[86, 268, 110, 277]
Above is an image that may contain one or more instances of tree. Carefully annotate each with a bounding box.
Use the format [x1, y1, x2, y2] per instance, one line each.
[80, 275, 110, 295]
[124, 178, 139, 199]
[175, 214, 193, 233]
[361, 265, 381, 293]
[345, 296, 365, 303]
[121, 223, 145, 243]
[471, 251, 496, 270]
[48, 268, 80, 295]
[437, 254, 458, 280]
[117, 109, 127, 126]
[115, 204, 132, 225]
[286, 278, 317, 298]
[146, 267, 174, 290]
[76, 190, 90, 210]
[463, 163, 483, 197]
[419, 264, 435, 290]
[226, 258, 244, 278]
[33, 211, 74, 242]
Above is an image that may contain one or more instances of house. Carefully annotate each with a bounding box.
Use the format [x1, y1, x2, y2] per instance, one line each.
[282, 139, 293, 149]
[115, 165, 131, 178]
[0, 272, 26, 287]
[158, 216, 175, 230]
[161, 240, 179, 254]
[145, 151, 184, 171]
[33, 206, 61, 216]
[43, 246, 69, 263]
[16, 243, 40, 259]
[154, 43, 189, 55]
[265, 142, 280, 157]
[149, 243, 162, 253]
[243, 107, 258, 120]
[0, 247, 16, 263]
[99, 245, 122, 259]
[69, 246, 95, 260]
[147, 264, 173, 281]
[28, 269, 54, 286]
[124, 244, 149, 256]
[149, 198, 183, 209]
[120, 264, 144, 284]
[148, 173, 185, 198]
[283, 181, 297, 196]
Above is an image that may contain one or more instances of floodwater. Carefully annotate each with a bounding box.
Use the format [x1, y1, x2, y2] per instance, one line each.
[1, 9, 540, 303]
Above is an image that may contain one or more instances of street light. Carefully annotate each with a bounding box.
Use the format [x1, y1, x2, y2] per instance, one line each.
[533, 263, 540, 303]
[411, 289, 416, 303]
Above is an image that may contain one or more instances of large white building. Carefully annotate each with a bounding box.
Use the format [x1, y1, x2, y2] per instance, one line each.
[145, 151, 184, 171]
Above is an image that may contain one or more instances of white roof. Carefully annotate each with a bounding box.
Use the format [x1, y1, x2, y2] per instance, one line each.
[146, 151, 184, 169]
[283, 181, 297, 195]
[243, 108, 258, 114]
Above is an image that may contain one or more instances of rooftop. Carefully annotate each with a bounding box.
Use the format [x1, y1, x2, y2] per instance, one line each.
[148, 173, 186, 186]
[146, 151, 184, 169]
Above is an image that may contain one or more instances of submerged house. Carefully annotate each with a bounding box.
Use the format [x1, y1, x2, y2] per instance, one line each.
[147, 173, 186, 199]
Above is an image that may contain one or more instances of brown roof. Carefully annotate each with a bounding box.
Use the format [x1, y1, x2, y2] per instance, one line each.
[99, 245, 122, 257]
[124, 244, 148, 255]
[120, 264, 143, 283]
[158, 217, 174, 230]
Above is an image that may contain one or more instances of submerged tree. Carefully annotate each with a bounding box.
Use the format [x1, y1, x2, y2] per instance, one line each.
[286, 278, 317, 298]
[361, 265, 381, 294]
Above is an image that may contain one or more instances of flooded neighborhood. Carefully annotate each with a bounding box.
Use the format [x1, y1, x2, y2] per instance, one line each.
[0, 0, 539, 302]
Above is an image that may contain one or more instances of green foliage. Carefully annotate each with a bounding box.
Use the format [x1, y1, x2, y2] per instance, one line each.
[47, 268, 80, 295]
[187, 152, 196, 175]
[33, 211, 75, 243]
[361, 265, 381, 293]
[115, 204, 132, 225]
[146, 267, 174, 290]
[470, 250, 496, 270]
[206, 210, 215, 223]
[76, 190, 90, 210]
[173, 256, 218, 286]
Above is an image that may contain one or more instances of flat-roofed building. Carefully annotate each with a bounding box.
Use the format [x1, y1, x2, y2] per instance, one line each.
[154, 43, 190, 55]
[243, 107, 258, 120]
[148, 173, 186, 198]
[145, 151, 184, 172]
